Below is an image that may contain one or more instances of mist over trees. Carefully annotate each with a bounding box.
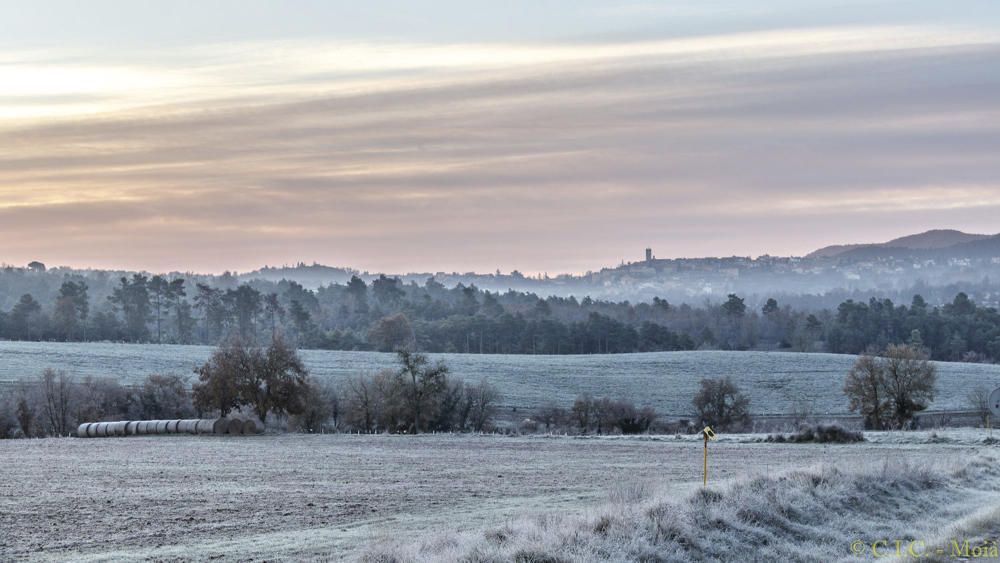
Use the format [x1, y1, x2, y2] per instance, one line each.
[1, 265, 1000, 362]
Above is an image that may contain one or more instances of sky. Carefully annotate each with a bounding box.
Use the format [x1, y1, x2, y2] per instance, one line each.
[2, 1, 999, 275]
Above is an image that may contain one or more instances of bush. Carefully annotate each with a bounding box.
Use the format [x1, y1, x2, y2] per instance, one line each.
[0, 391, 18, 439]
[567, 395, 656, 435]
[766, 423, 864, 444]
[133, 374, 194, 420]
[289, 379, 339, 433]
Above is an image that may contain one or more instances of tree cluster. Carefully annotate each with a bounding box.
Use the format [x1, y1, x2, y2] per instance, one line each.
[339, 351, 502, 434]
[192, 337, 311, 424]
[826, 293, 1000, 362]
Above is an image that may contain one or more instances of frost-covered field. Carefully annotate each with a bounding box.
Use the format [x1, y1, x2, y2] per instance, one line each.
[2, 341, 999, 416]
[1, 433, 998, 561]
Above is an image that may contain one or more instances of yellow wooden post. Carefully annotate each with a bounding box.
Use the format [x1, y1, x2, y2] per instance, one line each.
[703, 434, 707, 486]
[702, 426, 717, 486]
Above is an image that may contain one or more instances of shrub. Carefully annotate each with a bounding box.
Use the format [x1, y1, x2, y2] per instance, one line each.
[766, 423, 864, 444]
[570, 395, 657, 434]
[0, 391, 18, 439]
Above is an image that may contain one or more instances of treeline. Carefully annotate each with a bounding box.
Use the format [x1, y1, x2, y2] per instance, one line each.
[2, 266, 1000, 362]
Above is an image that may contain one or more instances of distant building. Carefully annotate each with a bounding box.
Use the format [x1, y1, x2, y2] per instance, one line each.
[645, 248, 653, 262]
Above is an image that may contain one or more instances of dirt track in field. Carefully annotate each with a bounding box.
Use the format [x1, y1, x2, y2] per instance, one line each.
[0, 433, 984, 561]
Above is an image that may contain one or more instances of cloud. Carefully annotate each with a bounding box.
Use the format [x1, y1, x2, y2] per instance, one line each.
[1, 25, 999, 273]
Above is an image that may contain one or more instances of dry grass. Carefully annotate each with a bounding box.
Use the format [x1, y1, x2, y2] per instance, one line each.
[361, 454, 1000, 562]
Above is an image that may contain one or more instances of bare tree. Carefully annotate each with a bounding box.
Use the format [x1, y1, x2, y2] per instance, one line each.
[536, 402, 566, 432]
[572, 394, 595, 433]
[395, 350, 448, 433]
[966, 386, 991, 428]
[882, 344, 936, 429]
[192, 337, 247, 416]
[136, 374, 194, 419]
[290, 379, 339, 433]
[245, 336, 310, 424]
[40, 369, 74, 436]
[344, 373, 381, 433]
[844, 344, 936, 430]
[844, 353, 889, 430]
[692, 376, 751, 431]
[467, 380, 501, 432]
[15, 395, 34, 437]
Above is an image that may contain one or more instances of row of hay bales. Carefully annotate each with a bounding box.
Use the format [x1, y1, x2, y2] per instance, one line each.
[76, 418, 259, 438]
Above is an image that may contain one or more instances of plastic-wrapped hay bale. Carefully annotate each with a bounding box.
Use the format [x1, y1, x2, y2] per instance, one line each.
[243, 419, 259, 435]
[226, 419, 243, 435]
[112, 421, 128, 436]
[126, 421, 140, 435]
[213, 418, 230, 435]
[195, 419, 216, 434]
[155, 420, 169, 434]
[76, 423, 92, 437]
[166, 420, 181, 433]
[177, 420, 196, 434]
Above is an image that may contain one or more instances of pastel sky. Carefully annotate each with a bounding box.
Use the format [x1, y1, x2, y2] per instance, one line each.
[2, 1, 999, 274]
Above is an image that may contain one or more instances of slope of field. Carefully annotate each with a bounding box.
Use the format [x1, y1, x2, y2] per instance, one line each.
[0, 433, 996, 561]
[1, 341, 999, 416]
[365, 445, 1000, 563]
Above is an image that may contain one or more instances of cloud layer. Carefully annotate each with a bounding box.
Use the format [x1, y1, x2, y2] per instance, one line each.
[2, 25, 999, 273]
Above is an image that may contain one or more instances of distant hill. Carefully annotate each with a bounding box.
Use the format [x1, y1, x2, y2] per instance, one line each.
[808, 229, 994, 259]
[241, 263, 358, 288]
[884, 229, 991, 249]
[806, 243, 869, 259]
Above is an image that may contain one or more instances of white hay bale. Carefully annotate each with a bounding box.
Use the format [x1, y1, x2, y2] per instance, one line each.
[177, 420, 196, 434]
[155, 420, 169, 434]
[126, 421, 140, 435]
[166, 420, 181, 433]
[76, 423, 91, 437]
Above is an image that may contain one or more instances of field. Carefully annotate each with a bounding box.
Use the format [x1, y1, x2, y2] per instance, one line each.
[2, 432, 999, 561]
[2, 341, 1000, 417]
